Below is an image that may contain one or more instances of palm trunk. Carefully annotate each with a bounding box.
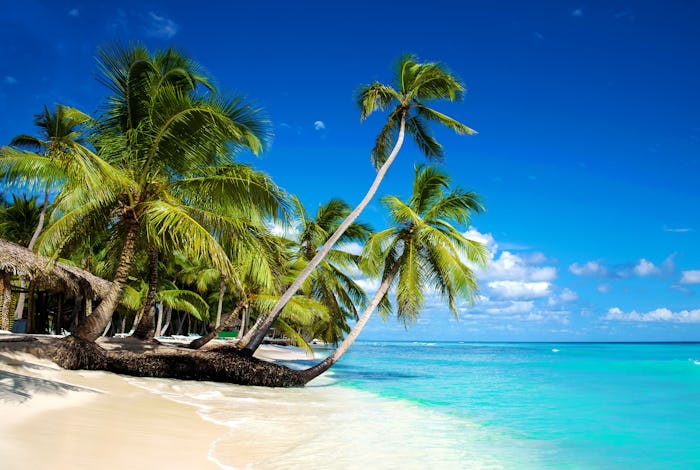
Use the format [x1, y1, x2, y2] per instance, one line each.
[215, 274, 226, 328]
[72, 220, 140, 342]
[160, 305, 172, 336]
[55, 295, 63, 335]
[155, 305, 163, 337]
[133, 246, 159, 340]
[189, 301, 246, 349]
[27, 283, 35, 333]
[0, 271, 11, 331]
[238, 112, 407, 354]
[70, 295, 81, 332]
[240, 305, 250, 336]
[296, 264, 399, 384]
[14, 184, 50, 321]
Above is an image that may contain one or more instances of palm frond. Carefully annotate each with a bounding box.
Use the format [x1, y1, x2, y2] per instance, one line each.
[9, 134, 46, 151]
[415, 104, 477, 135]
[356, 83, 399, 121]
[140, 199, 234, 282]
[405, 115, 443, 161]
[158, 288, 209, 321]
[369, 106, 402, 169]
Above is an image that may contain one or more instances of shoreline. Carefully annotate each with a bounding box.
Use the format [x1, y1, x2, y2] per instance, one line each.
[0, 340, 319, 470]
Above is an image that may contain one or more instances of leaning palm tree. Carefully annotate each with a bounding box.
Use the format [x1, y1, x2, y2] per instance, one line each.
[239, 54, 476, 354]
[296, 165, 488, 383]
[292, 197, 372, 345]
[37, 45, 273, 342]
[1, 105, 93, 319]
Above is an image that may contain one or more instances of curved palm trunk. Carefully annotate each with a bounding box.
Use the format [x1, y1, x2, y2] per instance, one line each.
[238, 113, 407, 354]
[133, 246, 159, 340]
[72, 221, 140, 342]
[296, 264, 399, 384]
[189, 301, 246, 349]
[1, 271, 11, 331]
[14, 184, 50, 321]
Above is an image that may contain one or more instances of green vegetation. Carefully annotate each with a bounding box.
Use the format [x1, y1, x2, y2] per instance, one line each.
[0, 46, 483, 386]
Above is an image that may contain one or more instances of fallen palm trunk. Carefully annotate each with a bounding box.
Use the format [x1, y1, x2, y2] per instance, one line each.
[52, 336, 305, 387]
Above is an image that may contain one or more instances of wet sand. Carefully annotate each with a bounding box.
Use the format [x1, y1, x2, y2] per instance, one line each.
[0, 341, 316, 470]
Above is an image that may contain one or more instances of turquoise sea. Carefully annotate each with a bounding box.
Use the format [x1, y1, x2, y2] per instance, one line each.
[129, 341, 700, 469]
[319, 342, 700, 469]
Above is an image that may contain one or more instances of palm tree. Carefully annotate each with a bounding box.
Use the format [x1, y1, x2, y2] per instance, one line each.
[0, 270, 10, 331]
[36, 45, 273, 342]
[0, 195, 43, 246]
[1, 105, 93, 319]
[296, 165, 488, 383]
[292, 197, 372, 344]
[239, 54, 476, 354]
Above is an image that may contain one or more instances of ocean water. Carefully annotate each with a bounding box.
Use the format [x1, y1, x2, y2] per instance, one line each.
[132, 342, 700, 469]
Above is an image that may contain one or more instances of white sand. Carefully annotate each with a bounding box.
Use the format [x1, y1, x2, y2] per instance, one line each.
[0, 343, 316, 470]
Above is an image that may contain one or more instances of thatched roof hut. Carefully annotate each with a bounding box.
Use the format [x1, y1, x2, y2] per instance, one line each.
[0, 238, 112, 299]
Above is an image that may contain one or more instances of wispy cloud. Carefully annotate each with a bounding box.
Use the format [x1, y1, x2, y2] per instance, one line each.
[569, 260, 607, 277]
[313, 120, 326, 131]
[146, 12, 179, 39]
[3, 76, 18, 85]
[604, 307, 700, 323]
[533, 32, 544, 40]
[570, 8, 584, 17]
[613, 9, 634, 21]
[559, 288, 579, 302]
[663, 226, 693, 233]
[680, 270, 700, 284]
[570, 256, 673, 279]
[68, 8, 79, 17]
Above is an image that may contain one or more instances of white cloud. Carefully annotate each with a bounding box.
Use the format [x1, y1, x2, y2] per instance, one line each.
[571, 8, 583, 17]
[597, 284, 611, 294]
[313, 120, 326, 131]
[3, 76, 17, 85]
[663, 226, 693, 233]
[464, 227, 497, 252]
[266, 220, 299, 240]
[146, 12, 179, 39]
[571, 256, 672, 279]
[569, 260, 607, 276]
[68, 8, 79, 17]
[604, 307, 700, 323]
[681, 270, 700, 284]
[533, 32, 544, 40]
[479, 251, 557, 282]
[355, 277, 381, 293]
[487, 281, 551, 299]
[559, 288, 578, 302]
[485, 300, 534, 315]
[634, 259, 659, 276]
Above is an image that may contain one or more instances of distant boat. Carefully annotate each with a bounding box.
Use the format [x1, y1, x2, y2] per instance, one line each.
[552, 348, 560, 353]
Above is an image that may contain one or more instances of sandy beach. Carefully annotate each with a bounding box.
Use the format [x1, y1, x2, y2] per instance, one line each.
[0, 338, 317, 470]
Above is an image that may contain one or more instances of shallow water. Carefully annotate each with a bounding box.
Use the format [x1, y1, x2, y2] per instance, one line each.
[130, 342, 700, 469]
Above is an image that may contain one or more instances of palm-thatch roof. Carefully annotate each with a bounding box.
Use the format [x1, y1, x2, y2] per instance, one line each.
[0, 238, 112, 298]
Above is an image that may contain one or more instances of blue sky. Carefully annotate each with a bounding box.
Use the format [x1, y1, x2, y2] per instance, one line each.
[1, 1, 699, 341]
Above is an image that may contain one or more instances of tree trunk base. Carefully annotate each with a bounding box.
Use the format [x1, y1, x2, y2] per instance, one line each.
[52, 336, 305, 387]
